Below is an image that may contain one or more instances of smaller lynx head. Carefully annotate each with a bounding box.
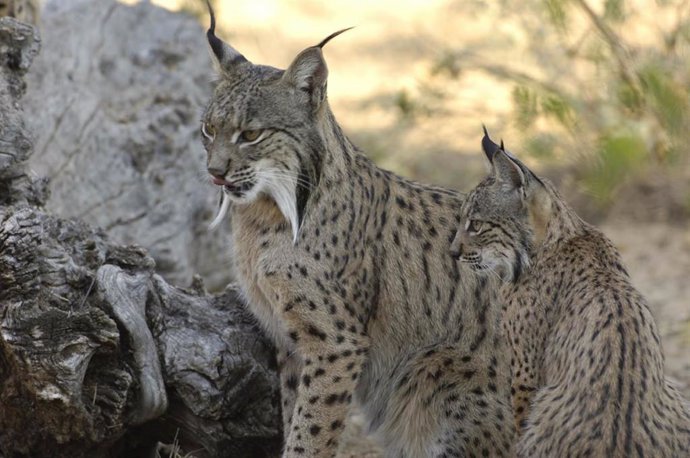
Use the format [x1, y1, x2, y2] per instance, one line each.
[201, 2, 351, 239]
[450, 128, 551, 282]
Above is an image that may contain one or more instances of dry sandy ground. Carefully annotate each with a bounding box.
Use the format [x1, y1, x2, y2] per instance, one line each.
[338, 221, 690, 457]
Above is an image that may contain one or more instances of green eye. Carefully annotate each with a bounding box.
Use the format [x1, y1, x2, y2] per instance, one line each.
[466, 219, 484, 235]
[239, 129, 262, 143]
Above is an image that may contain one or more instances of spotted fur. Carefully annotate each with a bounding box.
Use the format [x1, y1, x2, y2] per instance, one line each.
[200, 5, 515, 458]
[451, 131, 690, 457]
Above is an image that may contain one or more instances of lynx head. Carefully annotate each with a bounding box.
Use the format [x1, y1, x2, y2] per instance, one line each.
[201, 1, 351, 240]
[450, 128, 552, 282]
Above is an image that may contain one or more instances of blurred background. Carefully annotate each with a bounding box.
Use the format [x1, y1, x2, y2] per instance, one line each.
[138, 0, 690, 397]
[142, 0, 690, 221]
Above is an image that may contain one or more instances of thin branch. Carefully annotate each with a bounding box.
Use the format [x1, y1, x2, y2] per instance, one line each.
[664, 0, 690, 53]
[472, 61, 569, 98]
[572, 0, 640, 92]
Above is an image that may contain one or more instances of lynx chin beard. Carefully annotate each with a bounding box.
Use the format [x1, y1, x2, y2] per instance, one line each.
[208, 164, 301, 244]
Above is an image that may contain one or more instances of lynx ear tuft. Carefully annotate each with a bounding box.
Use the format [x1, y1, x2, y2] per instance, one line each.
[206, 0, 250, 72]
[481, 125, 502, 163]
[316, 27, 355, 49]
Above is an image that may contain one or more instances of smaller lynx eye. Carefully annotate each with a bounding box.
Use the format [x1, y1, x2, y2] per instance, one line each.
[465, 219, 484, 235]
[201, 122, 216, 140]
[239, 129, 263, 143]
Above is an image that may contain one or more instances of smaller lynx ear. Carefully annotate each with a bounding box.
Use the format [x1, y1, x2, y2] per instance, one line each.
[492, 149, 526, 191]
[283, 28, 353, 108]
[206, 0, 250, 73]
[481, 125, 502, 163]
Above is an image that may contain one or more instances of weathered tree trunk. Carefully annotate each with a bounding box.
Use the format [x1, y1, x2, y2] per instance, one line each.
[0, 14, 281, 458]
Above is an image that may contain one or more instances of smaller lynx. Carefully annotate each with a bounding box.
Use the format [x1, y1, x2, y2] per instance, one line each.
[451, 129, 690, 457]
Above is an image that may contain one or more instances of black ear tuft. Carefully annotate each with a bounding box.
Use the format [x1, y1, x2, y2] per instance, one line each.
[481, 125, 502, 163]
[316, 27, 355, 49]
[205, 0, 249, 70]
[206, 0, 224, 62]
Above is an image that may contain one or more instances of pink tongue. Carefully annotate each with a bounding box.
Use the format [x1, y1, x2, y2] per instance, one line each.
[211, 176, 227, 186]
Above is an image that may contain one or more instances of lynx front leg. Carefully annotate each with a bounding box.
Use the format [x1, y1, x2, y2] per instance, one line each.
[281, 308, 369, 458]
[277, 347, 303, 440]
[257, 258, 369, 457]
[286, 347, 367, 457]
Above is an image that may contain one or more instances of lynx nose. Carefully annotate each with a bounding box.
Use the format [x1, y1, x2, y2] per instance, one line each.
[450, 243, 463, 260]
[207, 166, 227, 179]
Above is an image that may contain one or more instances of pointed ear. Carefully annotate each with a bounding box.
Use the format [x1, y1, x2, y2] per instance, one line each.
[492, 150, 525, 190]
[206, 0, 250, 73]
[283, 28, 353, 108]
[283, 47, 329, 104]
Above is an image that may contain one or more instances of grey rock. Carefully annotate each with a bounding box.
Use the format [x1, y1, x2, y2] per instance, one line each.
[24, 0, 232, 290]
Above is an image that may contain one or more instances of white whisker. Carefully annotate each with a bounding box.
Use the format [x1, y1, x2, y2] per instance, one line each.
[259, 171, 314, 192]
[194, 167, 215, 185]
[261, 172, 312, 187]
[483, 264, 504, 283]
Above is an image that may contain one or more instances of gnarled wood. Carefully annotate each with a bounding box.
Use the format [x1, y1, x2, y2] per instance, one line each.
[96, 264, 168, 425]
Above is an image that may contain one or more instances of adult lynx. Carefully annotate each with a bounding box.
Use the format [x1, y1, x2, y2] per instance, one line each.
[200, 4, 514, 458]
